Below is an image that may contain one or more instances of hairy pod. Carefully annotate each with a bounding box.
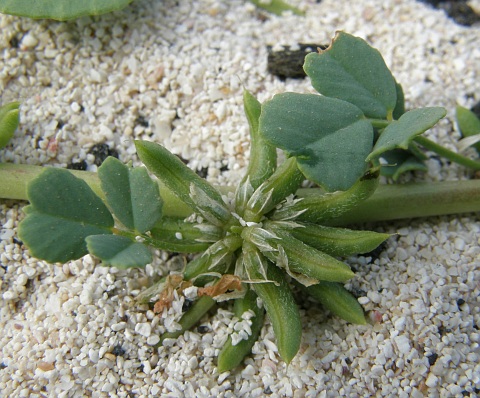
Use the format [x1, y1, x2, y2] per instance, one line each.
[305, 281, 367, 325]
[217, 288, 265, 372]
[272, 169, 379, 223]
[289, 223, 390, 257]
[243, 242, 302, 364]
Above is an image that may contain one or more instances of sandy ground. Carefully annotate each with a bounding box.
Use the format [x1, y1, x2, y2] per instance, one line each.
[0, 0, 479, 397]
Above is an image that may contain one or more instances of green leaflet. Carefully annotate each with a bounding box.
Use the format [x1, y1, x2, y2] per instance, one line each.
[248, 0, 304, 16]
[98, 157, 162, 234]
[0, 101, 20, 149]
[259, 93, 373, 191]
[304, 32, 397, 119]
[0, 0, 133, 20]
[86, 234, 151, 268]
[367, 107, 447, 162]
[18, 168, 114, 263]
[456, 105, 480, 154]
[373, 148, 428, 180]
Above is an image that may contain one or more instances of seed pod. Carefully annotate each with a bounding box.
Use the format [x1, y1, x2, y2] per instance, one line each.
[158, 296, 216, 344]
[149, 217, 221, 253]
[217, 288, 265, 372]
[272, 169, 379, 223]
[183, 235, 243, 282]
[243, 242, 302, 364]
[305, 281, 367, 325]
[235, 90, 277, 214]
[0, 101, 20, 149]
[261, 224, 355, 283]
[244, 157, 304, 222]
[288, 223, 390, 257]
[135, 140, 231, 226]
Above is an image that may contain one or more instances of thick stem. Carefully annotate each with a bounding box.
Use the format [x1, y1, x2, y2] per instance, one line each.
[1, 162, 479, 224]
[311, 179, 480, 225]
[0, 162, 192, 218]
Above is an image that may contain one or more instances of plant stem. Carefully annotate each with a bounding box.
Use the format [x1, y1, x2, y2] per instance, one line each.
[314, 179, 480, 225]
[415, 136, 480, 170]
[1, 162, 479, 224]
[0, 162, 192, 218]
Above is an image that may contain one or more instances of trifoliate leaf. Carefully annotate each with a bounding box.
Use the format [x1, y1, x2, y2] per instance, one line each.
[259, 93, 373, 191]
[18, 168, 114, 263]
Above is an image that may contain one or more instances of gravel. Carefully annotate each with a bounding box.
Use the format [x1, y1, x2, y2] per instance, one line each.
[1, 0, 479, 396]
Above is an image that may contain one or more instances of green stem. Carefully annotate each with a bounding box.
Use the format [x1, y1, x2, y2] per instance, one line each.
[1, 162, 479, 224]
[315, 179, 480, 225]
[415, 136, 480, 170]
[368, 119, 390, 129]
[0, 162, 193, 218]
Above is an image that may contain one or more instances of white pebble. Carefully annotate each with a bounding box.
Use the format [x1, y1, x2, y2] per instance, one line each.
[135, 322, 152, 338]
[21, 33, 38, 48]
[425, 373, 439, 387]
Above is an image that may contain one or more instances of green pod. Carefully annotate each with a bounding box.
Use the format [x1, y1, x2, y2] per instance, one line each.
[183, 235, 242, 282]
[149, 217, 222, 253]
[135, 140, 231, 226]
[289, 223, 390, 257]
[0, 101, 20, 149]
[244, 157, 304, 223]
[243, 243, 301, 364]
[456, 105, 480, 154]
[158, 295, 216, 344]
[261, 224, 355, 283]
[217, 288, 265, 372]
[305, 281, 367, 325]
[272, 168, 379, 223]
[235, 90, 277, 214]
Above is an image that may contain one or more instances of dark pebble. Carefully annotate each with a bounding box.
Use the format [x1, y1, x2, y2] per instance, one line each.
[197, 325, 210, 334]
[417, 1, 480, 26]
[267, 43, 327, 79]
[112, 344, 126, 357]
[67, 160, 88, 171]
[427, 352, 438, 366]
[88, 143, 119, 166]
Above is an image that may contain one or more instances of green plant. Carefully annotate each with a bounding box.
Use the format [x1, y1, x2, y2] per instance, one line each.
[456, 104, 480, 154]
[0, 101, 20, 149]
[1, 32, 480, 371]
[0, 0, 302, 21]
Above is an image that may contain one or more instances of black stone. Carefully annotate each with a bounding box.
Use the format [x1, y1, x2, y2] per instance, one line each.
[267, 43, 327, 79]
[112, 344, 126, 357]
[67, 160, 88, 171]
[427, 352, 438, 366]
[135, 115, 149, 128]
[197, 325, 210, 334]
[417, 1, 480, 26]
[88, 143, 119, 166]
